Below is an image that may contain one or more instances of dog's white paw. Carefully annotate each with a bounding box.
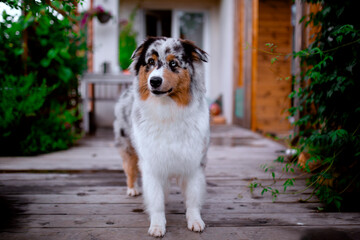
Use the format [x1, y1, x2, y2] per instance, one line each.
[127, 187, 141, 197]
[187, 218, 205, 232]
[148, 224, 166, 237]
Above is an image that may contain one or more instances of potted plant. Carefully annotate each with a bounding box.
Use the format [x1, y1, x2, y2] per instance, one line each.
[119, 7, 138, 74]
[80, 6, 112, 28]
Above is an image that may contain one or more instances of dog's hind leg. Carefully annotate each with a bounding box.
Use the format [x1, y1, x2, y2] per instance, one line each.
[119, 145, 140, 196]
[182, 168, 206, 232]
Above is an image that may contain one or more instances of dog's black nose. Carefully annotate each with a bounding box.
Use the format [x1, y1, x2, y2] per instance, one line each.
[150, 77, 162, 88]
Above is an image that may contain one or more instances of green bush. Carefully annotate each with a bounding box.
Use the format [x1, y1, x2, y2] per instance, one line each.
[0, 0, 86, 155]
[291, 0, 360, 210]
[249, 0, 360, 210]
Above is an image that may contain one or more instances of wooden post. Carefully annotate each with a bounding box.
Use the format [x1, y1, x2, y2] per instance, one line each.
[236, 0, 244, 89]
[87, 0, 96, 134]
[293, 0, 305, 135]
[233, 0, 245, 126]
[243, 0, 253, 129]
[251, 0, 259, 131]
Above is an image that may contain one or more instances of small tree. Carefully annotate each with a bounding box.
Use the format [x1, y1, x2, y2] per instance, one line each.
[0, 0, 87, 155]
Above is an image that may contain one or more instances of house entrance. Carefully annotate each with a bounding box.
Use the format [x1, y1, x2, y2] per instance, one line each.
[145, 10, 172, 37]
[144, 10, 206, 50]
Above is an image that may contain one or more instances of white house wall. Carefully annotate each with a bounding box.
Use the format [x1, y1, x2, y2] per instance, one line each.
[93, 0, 120, 74]
[219, 0, 235, 124]
[92, 0, 121, 127]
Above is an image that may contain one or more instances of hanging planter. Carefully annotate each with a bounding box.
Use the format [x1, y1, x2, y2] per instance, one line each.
[81, 6, 112, 28]
[97, 11, 112, 23]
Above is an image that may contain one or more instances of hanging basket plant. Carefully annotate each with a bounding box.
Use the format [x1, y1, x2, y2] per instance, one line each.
[97, 11, 112, 23]
[81, 6, 112, 28]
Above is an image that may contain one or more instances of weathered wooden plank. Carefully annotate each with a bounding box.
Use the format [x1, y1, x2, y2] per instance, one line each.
[1, 226, 359, 240]
[3, 189, 318, 204]
[17, 201, 321, 215]
[6, 212, 360, 229]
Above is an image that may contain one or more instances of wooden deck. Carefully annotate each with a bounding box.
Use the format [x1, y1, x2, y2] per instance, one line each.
[1, 126, 360, 240]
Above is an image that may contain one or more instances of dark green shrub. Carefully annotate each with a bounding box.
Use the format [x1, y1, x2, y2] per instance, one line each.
[249, 0, 360, 210]
[291, 0, 360, 210]
[0, 0, 86, 155]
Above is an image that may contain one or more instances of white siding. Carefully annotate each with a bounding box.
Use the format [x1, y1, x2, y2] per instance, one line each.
[219, 0, 235, 124]
[93, 0, 120, 74]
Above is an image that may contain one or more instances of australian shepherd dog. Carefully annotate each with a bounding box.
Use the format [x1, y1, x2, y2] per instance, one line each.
[114, 37, 209, 237]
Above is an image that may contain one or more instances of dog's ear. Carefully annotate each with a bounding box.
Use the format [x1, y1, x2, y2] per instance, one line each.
[130, 42, 144, 60]
[180, 39, 208, 63]
[130, 37, 159, 75]
[129, 41, 145, 76]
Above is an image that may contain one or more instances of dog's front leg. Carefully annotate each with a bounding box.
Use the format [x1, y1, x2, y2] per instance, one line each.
[182, 169, 206, 232]
[143, 173, 166, 237]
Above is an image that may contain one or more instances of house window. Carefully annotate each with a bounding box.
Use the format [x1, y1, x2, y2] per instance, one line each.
[178, 12, 204, 49]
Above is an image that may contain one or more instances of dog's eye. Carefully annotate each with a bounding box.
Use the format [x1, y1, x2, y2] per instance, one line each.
[148, 59, 155, 66]
[169, 60, 178, 68]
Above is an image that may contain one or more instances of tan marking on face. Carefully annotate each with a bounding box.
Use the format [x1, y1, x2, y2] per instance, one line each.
[166, 54, 176, 62]
[138, 65, 152, 101]
[151, 54, 158, 62]
[138, 54, 158, 100]
[163, 68, 192, 107]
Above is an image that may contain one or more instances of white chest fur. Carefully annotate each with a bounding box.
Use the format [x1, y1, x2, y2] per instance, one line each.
[131, 96, 209, 178]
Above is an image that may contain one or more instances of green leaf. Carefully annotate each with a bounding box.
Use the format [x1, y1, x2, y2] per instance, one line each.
[271, 57, 278, 64]
[334, 200, 341, 210]
[271, 172, 275, 180]
[40, 58, 51, 67]
[59, 48, 71, 59]
[336, 35, 343, 44]
[58, 66, 73, 83]
[14, 48, 24, 55]
[47, 48, 58, 59]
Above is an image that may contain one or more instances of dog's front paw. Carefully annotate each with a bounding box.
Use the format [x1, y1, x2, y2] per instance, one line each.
[148, 224, 166, 237]
[187, 218, 205, 232]
[127, 187, 141, 197]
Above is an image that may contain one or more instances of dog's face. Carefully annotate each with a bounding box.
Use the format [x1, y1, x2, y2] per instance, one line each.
[130, 37, 208, 107]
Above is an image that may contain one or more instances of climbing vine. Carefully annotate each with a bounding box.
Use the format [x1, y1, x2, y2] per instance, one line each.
[250, 0, 360, 210]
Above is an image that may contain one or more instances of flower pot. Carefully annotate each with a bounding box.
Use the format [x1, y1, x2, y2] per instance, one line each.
[97, 12, 111, 23]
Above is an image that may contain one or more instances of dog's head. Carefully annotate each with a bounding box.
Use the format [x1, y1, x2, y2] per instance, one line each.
[130, 37, 208, 106]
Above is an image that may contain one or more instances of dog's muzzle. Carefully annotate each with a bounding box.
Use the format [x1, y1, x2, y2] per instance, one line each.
[150, 76, 162, 88]
[150, 77, 172, 95]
